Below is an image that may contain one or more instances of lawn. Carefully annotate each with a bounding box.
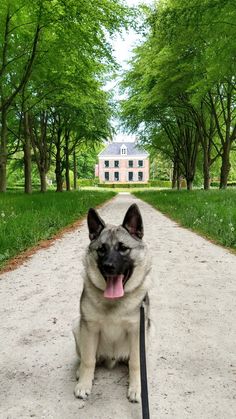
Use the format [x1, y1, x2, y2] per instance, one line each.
[133, 189, 236, 250]
[0, 190, 115, 269]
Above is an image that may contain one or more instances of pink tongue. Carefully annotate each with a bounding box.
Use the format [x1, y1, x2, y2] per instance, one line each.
[104, 275, 124, 299]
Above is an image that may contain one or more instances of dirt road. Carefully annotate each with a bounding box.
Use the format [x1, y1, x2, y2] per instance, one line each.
[0, 193, 236, 418]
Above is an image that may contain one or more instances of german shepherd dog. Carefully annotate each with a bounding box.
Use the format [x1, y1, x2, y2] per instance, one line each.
[73, 204, 152, 403]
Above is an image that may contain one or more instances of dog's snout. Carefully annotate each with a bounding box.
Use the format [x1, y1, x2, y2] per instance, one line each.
[103, 261, 116, 274]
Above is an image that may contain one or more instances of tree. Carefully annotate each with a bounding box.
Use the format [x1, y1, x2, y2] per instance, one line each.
[120, 0, 236, 189]
[0, 0, 132, 192]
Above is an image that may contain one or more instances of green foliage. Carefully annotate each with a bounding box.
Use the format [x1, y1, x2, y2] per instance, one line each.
[0, 190, 115, 268]
[211, 181, 236, 188]
[120, 0, 236, 189]
[0, 0, 133, 192]
[134, 190, 236, 249]
[77, 146, 103, 180]
[78, 179, 99, 187]
[149, 180, 171, 188]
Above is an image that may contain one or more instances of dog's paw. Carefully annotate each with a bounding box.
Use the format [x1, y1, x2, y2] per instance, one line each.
[127, 386, 141, 403]
[74, 382, 92, 400]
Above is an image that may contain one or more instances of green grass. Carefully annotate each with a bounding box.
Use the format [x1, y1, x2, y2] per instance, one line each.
[0, 190, 115, 268]
[133, 189, 236, 250]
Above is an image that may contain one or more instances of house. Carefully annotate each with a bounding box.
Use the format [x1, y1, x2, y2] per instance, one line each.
[95, 141, 149, 183]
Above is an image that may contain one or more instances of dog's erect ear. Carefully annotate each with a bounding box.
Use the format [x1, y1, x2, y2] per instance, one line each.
[87, 208, 105, 241]
[122, 204, 143, 239]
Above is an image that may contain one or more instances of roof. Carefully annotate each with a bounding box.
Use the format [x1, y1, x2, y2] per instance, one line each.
[99, 142, 149, 157]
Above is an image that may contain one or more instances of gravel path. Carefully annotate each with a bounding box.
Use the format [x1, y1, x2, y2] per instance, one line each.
[0, 193, 236, 419]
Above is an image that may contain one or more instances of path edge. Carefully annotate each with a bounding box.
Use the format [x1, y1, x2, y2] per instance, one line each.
[132, 193, 236, 256]
[0, 195, 116, 276]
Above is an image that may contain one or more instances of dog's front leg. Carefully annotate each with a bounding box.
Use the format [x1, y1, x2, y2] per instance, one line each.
[74, 322, 99, 400]
[128, 329, 141, 403]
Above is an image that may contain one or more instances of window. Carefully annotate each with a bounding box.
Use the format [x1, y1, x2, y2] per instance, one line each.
[114, 160, 119, 168]
[128, 172, 133, 181]
[128, 160, 133, 168]
[138, 160, 143, 167]
[104, 160, 109, 168]
[114, 172, 119, 181]
[120, 145, 127, 155]
[105, 172, 109, 181]
[138, 172, 143, 181]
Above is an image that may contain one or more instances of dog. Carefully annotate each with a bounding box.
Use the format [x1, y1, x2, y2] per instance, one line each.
[73, 203, 152, 403]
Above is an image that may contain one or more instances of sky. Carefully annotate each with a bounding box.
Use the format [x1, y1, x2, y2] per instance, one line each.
[109, 0, 152, 142]
[112, 0, 144, 69]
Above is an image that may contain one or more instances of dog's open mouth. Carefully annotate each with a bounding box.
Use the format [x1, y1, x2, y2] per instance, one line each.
[103, 271, 130, 299]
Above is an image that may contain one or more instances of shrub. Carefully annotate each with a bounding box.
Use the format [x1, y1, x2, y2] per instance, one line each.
[211, 181, 236, 187]
[149, 180, 171, 188]
[98, 183, 150, 188]
[77, 179, 98, 187]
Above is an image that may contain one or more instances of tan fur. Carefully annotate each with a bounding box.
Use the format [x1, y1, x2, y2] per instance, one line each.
[73, 224, 152, 403]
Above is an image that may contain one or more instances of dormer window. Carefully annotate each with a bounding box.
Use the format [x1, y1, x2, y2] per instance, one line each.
[120, 144, 127, 156]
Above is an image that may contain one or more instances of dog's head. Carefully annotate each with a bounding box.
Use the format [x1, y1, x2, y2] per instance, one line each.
[86, 204, 147, 299]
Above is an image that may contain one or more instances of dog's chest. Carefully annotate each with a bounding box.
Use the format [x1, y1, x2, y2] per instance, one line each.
[97, 314, 136, 359]
[100, 317, 127, 343]
[96, 306, 138, 340]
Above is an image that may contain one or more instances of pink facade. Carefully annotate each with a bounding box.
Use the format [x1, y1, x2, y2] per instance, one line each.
[98, 157, 149, 183]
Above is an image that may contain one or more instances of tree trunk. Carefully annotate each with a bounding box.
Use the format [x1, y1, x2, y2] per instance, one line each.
[65, 165, 70, 191]
[39, 169, 47, 192]
[177, 177, 182, 190]
[55, 162, 63, 192]
[23, 111, 32, 194]
[23, 141, 32, 194]
[203, 147, 210, 190]
[220, 143, 231, 189]
[0, 107, 8, 192]
[176, 158, 182, 190]
[55, 140, 63, 192]
[65, 134, 70, 191]
[29, 111, 51, 193]
[172, 159, 177, 189]
[73, 150, 77, 190]
[186, 179, 193, 190]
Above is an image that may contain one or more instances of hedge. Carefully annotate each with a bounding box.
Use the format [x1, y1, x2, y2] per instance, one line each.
[78, 179, 98, 187]
[98, 183, 150, 188]
[211, 181, 236, 187]
[149, 180, 172, 188]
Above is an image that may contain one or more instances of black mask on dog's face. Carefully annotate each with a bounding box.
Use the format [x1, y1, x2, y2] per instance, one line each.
[87, 204, 143, 299]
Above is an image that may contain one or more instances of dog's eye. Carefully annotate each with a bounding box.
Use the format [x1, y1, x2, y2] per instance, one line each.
[118, 243, 130, 254]
[97, 244, 107, 256]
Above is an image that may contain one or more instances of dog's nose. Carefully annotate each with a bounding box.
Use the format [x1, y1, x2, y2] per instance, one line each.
[103, 261, 116, 274]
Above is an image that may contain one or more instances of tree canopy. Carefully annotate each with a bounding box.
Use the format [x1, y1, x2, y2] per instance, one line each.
[0, 0, 132, 192]
[120, 0, 236, 189]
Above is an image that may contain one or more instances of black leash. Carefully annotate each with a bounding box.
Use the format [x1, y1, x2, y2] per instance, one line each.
[140, 300, 150, 419]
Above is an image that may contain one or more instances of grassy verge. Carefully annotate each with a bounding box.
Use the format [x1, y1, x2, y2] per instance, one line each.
[80, 186, 163, 192]
[0, 190, 115, 269]
[133, 189, 236, 250]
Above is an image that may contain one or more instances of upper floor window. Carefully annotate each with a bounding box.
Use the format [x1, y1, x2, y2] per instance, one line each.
[138, 160, 143, 167]
[114, 160, 119, 168]
[128, 160, 133, 168]
[104, 160, 109, 168]
[120, 144, 127, 155]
